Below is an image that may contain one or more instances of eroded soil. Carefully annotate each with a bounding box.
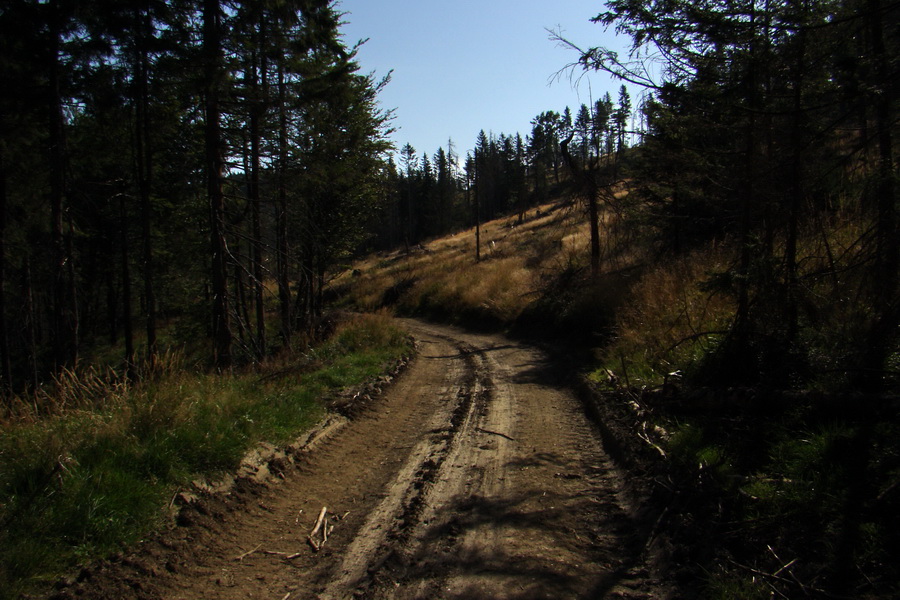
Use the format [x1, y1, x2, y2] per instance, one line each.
[53, 320, 675, 599]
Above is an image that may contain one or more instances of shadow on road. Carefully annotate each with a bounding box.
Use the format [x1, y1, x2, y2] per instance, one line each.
[376, 487, 649, 599]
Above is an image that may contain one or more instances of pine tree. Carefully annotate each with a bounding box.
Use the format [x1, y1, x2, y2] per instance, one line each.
[614, 85, 631, 155]
[434, 146, 450, 234]
[590, 95, 611, 160]
[400, 143, 418, 251]
[469, 147, 481, 261]
[574, 103, 592, 166]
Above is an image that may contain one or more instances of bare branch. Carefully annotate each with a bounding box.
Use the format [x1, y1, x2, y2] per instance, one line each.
[548, 28, 664, 92]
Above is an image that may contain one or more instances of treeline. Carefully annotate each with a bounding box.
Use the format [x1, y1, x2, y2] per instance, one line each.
[0, 0, 392, 390]
[578, 0, 898, 390]
[367, 86, 633, 250]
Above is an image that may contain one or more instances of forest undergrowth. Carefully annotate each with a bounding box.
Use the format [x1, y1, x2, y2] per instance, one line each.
[0, 312, 411, 599]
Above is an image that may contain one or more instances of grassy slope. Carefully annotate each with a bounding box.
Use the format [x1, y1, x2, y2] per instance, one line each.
[334, 195, 640, 340]
[0, 312, 411, 599]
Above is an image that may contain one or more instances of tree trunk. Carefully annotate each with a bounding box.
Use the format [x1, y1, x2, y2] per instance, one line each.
[234, 254, 250, 348]
[48, 0, 76, 370]
[734, 3, 761, 342]
[293, 257, 312, 335]
[0, 145, 10, 394]
[276, 64, 292, 345]
[204, 0, 231, 369]
[249, 39, 265, 359]
[66, 200, 78, 359]
[784, 11, 807, 347]
[316, 260, 325, 321]
[859, 0, 897, 391]
[474, 149, 481, 262]
[120, 194, 135, 372]
[106, 261, 118, 346]
[23, 259, 38, 391]
[135, 3, 157, 367]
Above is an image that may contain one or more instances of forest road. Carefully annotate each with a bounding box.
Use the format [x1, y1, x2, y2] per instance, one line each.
[86, 320, 670, 600]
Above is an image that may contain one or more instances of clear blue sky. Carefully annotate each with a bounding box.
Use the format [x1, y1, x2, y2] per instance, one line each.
[337, 0, 630, 160]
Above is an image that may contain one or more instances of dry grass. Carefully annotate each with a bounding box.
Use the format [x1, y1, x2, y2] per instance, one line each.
[592, 206, 882, 389]
[336, 200, 629, 326]
[599, 243, 738, 386]
[1, 350, 191, 424]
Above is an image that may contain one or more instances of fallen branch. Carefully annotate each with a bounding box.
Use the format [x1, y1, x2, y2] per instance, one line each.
[767, 545, 806, 591]
[664, 330, 731, 354]
[728, 559, 850, 599]
[310, 506, 327, 537]
[235, 543, 262, 561]
[307, 506, 328, 552]
[637, 428, 667, 458]
[773, 558, 798, 577]
[877, 478, 899, 502]
[476, 427, 515, 441]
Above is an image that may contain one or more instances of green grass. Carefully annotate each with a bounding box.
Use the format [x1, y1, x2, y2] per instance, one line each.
[0, 312, 411, 599]
[704, 568, 771, 600]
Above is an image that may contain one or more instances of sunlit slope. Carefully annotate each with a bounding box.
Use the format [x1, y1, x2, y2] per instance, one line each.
[332, 196, 639, 335]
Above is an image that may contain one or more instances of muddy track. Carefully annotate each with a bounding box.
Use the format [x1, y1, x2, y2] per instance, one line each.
[55, 320, 673, 600]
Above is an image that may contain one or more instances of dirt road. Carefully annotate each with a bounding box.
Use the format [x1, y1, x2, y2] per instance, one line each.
[67, 320, 671, 599]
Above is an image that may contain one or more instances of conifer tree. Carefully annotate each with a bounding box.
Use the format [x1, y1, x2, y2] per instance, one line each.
[614, 85, 631, 155]
[574, 0, 899, 390]
[574, 104, 593, 166]
[400, 143, 418, 250]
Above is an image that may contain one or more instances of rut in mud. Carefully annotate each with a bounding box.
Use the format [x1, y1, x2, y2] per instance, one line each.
[55, 320, 673, 600]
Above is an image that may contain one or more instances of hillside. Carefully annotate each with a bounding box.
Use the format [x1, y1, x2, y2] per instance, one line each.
[334, 192, 639, 341]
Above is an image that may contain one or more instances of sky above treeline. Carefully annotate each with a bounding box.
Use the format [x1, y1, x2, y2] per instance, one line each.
[337, 0, 630, 161]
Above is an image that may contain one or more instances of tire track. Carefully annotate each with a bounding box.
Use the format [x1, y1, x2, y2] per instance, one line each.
[373, 321, 670, 599]
[319, 340, 493, 599]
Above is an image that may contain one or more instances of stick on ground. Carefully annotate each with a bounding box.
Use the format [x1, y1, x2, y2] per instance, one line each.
[235, 543, 262, 561]
[307, 506, 328, 552]
[476, 427, 515, 441]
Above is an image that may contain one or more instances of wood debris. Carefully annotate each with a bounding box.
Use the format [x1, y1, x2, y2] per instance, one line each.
[234, 543, 262, 561]
[307, 506, 329, 552]
[476, 427, 515, 441]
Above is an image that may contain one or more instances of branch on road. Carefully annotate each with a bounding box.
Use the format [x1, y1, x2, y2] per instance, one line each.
[476, 427, 515, 441]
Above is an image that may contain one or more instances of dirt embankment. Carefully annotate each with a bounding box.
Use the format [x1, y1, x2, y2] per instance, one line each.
[52, 320, 675, 600]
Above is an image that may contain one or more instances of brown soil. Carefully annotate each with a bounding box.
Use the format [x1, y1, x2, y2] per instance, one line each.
[51, 320, 676, 600]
